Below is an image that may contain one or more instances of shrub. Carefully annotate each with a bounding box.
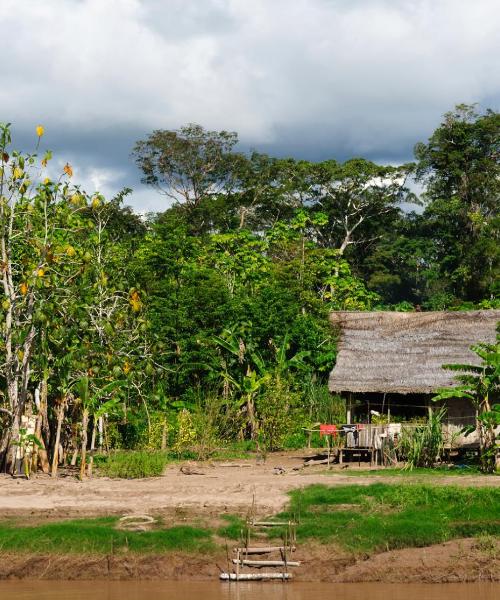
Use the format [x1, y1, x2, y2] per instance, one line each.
[397, 407, 446, 469]
[97, 450, 170, 478]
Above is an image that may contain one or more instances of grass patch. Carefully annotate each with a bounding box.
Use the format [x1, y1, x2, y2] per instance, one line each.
[0, 518, 214, 554]
[217, 514, 246, 540]
[327, 466, 493, 477]
[95, 451, 170, 478]
[272, 483, 500, 553]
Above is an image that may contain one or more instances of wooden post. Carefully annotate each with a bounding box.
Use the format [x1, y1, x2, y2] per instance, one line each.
[347, 394, 352, 425]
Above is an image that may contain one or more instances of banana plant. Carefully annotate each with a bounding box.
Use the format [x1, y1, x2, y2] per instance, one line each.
[433, 333, 500, 473]
[12, 428, 42, 479]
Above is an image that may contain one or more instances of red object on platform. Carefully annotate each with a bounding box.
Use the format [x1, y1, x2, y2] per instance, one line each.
[320, 424, 337, 437]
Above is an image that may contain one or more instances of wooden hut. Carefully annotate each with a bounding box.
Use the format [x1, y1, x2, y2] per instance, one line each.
[328, 310, 500, 454]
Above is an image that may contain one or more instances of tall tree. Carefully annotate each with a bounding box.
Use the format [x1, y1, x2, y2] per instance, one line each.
[414, 104, 500, 302]
[133, 124, 242, 233]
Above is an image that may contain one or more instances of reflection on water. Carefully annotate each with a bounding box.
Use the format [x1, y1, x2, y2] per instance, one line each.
[0, 581, 499, 600]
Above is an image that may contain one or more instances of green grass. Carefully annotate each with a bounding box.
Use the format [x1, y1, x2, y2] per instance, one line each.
[217, 514, 246, 540]
[0, 518, 214, 554]
[95, 451, 171, 478]
[269, 483, 500, 553]
[326, 466, 492, 477]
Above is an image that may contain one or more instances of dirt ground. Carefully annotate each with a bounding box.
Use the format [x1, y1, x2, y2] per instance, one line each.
[0, 538, 498, 583]
[1, 451, 498, 519]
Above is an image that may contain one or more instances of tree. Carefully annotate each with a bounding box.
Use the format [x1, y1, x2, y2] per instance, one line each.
[133, 124, 241, 233]
[414, 104, 500, 303]
[0, 123, 89, 471]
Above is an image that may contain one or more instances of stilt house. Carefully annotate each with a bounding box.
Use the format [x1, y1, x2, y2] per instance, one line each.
[328, 310, 500, 451]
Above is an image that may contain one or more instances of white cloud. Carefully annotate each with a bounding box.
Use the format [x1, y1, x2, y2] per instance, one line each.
[0, 0, 498, 210]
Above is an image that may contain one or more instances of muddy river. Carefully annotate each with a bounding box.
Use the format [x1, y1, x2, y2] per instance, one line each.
[0, 581, 498, 599]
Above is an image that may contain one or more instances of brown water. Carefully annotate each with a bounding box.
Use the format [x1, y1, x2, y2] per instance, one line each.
[0, 581, 498, 600]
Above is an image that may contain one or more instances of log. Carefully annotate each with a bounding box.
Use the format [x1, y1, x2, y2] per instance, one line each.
[251, 521, 290, 526]
[180, 465, 206, 475]
[232, 559, 301, 567]
[303, 458, 331, 466]
[217, 463, 252, 468]
[220, 573, 292, 581]
[233, 546, 296, 554]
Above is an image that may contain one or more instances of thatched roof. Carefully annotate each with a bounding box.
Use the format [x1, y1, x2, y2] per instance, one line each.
[328, 310, 500, 394]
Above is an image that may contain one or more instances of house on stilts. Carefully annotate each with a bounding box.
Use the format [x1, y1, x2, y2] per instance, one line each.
[328, 310, 500, 462]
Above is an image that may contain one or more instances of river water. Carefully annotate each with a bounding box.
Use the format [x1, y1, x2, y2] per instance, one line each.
[0, 581, 498, 600]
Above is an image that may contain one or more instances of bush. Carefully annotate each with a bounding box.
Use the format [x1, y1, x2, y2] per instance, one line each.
[397, 407, 446, 469]
[257, 378, 299, 451]
[97, 450, 170, 478]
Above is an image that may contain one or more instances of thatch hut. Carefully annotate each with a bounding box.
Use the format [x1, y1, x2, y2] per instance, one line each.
[328, 310, 500, 449]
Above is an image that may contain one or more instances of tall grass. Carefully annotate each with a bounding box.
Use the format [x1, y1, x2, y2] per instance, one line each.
[397, 407, 446, 469]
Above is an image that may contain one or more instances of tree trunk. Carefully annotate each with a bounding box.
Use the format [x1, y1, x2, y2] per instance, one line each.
[161, 418, 168, 450]
[80, 408, 89, 480]
[32, 417, 50, 475]
[247, 395, 257, 440]
[51, 401, 66, 478]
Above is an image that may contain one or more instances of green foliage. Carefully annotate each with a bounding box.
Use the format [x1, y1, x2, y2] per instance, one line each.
[279, 484, 500, 552]
[1, 105, 499, 467]
[96, 450, 170, 478]
[397, 408, 446, 469]
[434, 331, 500, 473]
[0, 518, 213, 554]
[257, 378, 299, 451]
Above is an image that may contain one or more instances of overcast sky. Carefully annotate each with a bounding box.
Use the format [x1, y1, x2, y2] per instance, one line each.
[1, 0, 499, 212]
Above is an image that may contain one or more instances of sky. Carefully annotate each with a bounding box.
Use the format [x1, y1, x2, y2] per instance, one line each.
[1, 0, 499, 213]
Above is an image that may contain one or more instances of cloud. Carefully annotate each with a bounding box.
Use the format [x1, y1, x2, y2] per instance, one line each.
[0, 0, 498, 211]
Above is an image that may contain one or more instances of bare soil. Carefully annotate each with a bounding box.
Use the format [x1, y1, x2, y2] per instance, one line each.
[0, 538, 497, 583]
[1, 451, 498, 520]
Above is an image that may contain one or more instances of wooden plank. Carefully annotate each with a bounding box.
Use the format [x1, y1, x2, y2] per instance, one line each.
[233, 546, 296, 554]
[232, 559, 300, 567]
[220, 573, 293, 581]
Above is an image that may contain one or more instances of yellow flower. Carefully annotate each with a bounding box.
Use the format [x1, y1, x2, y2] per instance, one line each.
[37, 268, 45, 277]
[63, 163, 73, 178]
[123, 361, 131, 375]
[129, 290, 142, 312]
[36, 125, 45, 137]
[66, 245, 76, 257]
[20, 282, 28, 296]
[13, 167, 23, 180]
[91, 196, 101, 209]
[43, 177, 51, 185]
